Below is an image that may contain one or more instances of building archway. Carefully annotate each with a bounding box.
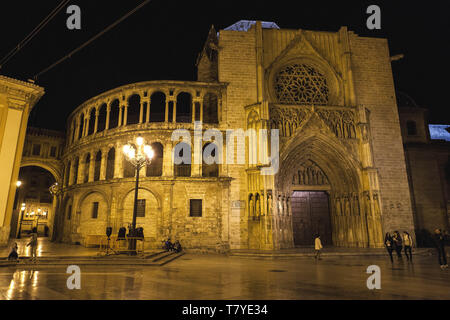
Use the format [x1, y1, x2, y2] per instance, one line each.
[13, 165, 58, 239]
[117, 187, 161, 246]
[275, 132, 376, 248]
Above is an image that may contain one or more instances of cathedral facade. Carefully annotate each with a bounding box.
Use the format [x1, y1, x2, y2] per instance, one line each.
[19, 21, 417, 251]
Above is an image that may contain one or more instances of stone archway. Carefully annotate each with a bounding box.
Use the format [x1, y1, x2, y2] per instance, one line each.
[117, 187, 161, 247]
[276, 132, 375, 248]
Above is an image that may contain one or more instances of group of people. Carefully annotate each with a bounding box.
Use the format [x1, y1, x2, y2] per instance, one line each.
[7, 227, 38, 263]
[384, 231, 413, 262]
[385, 229, 449, 269]
[162, 238, 182, 253]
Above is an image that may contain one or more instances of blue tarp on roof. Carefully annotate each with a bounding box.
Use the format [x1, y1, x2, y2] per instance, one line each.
[429, 125, 450, 141]
[223, 20, 280, 32]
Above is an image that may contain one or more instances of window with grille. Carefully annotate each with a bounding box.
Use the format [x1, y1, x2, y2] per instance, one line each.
[92, 202, 99, 219]
[136, 199, 145, 217]
[189, 199, 202, 217]
[32, 144, 41, 156]
[275, 64, 329, 105]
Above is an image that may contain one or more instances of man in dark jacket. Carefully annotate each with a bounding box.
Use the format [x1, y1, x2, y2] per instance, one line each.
[392, 231, 403, 259]
[434, 229, 448, 269]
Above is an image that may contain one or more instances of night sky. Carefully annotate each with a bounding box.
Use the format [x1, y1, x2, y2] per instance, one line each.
[1, 0, 449, 131]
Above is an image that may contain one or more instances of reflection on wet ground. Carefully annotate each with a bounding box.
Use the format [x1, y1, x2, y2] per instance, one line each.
[0, 254, 448, 300]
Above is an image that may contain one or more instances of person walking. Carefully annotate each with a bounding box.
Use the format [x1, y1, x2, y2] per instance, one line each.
[434, 229, 448, 269]
[314, 234, 323, 260]
[392, 231, 403, 259]
[384, 232, 394, 263]
[403, 231, 413, 261]
[26, 231, 38, 263]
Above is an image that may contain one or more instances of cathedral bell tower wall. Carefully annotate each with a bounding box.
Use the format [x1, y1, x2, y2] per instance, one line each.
[217, 27, 259, 249]
[349, 34, 415, 236]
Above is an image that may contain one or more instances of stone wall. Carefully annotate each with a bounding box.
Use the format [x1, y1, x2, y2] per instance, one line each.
[218, 28, 258, 249]
[349, 35, 415, 235]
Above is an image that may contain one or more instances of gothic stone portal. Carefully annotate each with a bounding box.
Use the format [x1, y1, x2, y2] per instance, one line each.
[291, 191, 332, 246]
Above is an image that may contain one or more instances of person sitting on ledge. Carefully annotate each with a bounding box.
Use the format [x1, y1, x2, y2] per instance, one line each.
[174, 240, 182, 253]
[7, 242, 19, 261]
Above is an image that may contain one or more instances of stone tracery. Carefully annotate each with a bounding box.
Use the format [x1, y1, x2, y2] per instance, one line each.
[274, 64, 329, 105]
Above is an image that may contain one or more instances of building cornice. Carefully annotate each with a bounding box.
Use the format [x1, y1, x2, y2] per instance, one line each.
[0, 75, 45, 111]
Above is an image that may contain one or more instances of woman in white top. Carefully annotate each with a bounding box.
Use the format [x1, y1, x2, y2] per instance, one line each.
[402, 231, 413, 261]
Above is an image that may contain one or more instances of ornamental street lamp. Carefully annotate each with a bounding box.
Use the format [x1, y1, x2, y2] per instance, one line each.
[49, 182, 62, 242]
[17, 203, 26, 239]
[123, 135, 154, 255]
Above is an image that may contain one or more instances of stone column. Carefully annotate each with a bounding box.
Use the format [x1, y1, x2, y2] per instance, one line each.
[118, 106, 123, 127]
[123, 103, 128, 126]
[192, 100, 196, 123]
[114, 143, 123, 179]
[199, 100, 204, 123]
[105, 105, 110, 130]
[172, 99, 177, 123]
[162, 142, 173, 176]
[85, 117, 90, 137]
[67, 159, 76, 186]
[88, 151, 95, 182]
[146, 97, 151, 123]
[164, 100, 169, 122]
[94, 108, 99, 134]
[139, 101, 144, 124]
[100, 148, 107, 180]
[77, 157, 85, 184]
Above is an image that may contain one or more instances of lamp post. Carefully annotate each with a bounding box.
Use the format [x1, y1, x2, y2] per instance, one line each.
[122, 135, 154, 255]
[17, 203, 26, 239]
[49, 182, 62, 242]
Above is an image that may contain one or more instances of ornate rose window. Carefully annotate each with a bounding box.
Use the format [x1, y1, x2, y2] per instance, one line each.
[274, 64, 329, 105]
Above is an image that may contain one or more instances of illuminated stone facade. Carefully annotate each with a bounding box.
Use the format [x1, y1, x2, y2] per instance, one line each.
[19, 21, 420, 251]
[0, 76, 44, 246]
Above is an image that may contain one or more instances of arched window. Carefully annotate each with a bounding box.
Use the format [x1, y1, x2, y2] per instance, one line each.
[176, 92, 192, 123]
[123, 147, 136, 178]
[203, 93, 218, 124]
[174, 142, 191, 177]
[71, 121, 76, 143]
[106, 148, 115, 180]
[109, 100, 119, 129]
[407, 120, 417, 136]
[83, 154, 90, 183]
[94, 151, 101, 181]
[146, 142, 163, 176]
[73, 157, 79, 184]
[65, 161, 71, 187]
[150, 91, 166, 122]
[127, 94, 140, 125]
[275, 64, 329, 105]
[97, 104, 107, 132]
[202, 142, 219, 177]
[88, 108, 96, 135]
[78, 114, 84, 139]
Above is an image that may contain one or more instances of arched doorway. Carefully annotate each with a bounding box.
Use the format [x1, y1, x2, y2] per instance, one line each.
[276, 132, 375, 248]
[13, 165, 57, 238]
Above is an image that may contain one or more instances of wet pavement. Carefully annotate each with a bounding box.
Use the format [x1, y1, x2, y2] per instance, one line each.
[0, 253, 448, 300]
